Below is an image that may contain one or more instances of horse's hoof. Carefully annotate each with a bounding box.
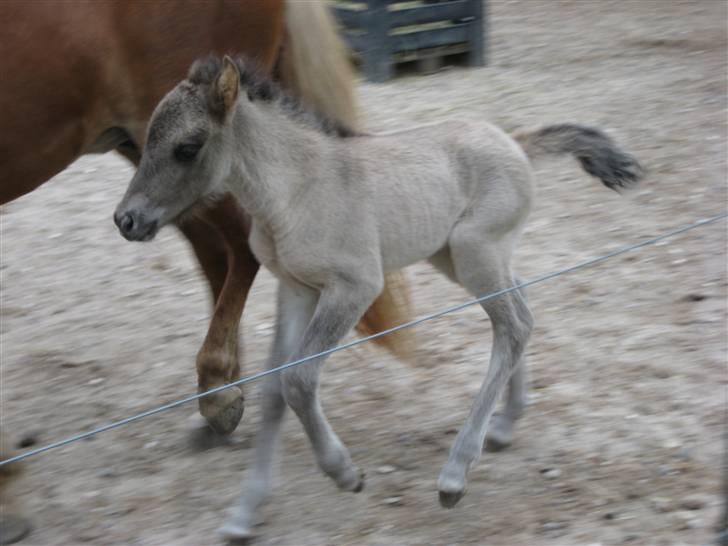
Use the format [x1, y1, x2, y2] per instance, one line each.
[199, 387, 244, 436]
[0, 514, 32, 545]
[188, 414, 235, 451]
[438, 488, 465, 509]
[484, 413, 515, 452]
[352, 469, 366, 493]
[484, 436, 511, 453]
[218, 519, 254, 543]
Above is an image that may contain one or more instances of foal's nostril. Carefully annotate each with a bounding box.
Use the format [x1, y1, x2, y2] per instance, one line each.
[120, 214, 134, 233]
[115, 212, 135, 235]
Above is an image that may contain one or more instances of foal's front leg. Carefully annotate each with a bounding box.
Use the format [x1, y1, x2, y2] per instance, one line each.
[220, 283, 317, 540]
[281, 275, 383, 491]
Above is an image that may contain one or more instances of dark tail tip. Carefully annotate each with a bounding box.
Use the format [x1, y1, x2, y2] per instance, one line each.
[578, 149, 645, 192]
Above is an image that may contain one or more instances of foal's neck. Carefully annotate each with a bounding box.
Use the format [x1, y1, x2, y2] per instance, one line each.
[225, 102, 327, 236]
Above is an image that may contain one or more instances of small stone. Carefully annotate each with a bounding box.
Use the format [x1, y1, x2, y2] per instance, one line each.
[382, 496, 403, 506]
[542, 521, 567, 531]
[88, 378, 105, 386]
[540, 468, 561, 479]
[603, 511, 617, 521]
[143, 441, 159, 449]
[679, 495, 706, 511]
[650, 497, 675, 513]
[670, 511, 700, 530]
[377, 465, 396, 474]
[97, 469, 117, 479]
[15, 433, 39, 449]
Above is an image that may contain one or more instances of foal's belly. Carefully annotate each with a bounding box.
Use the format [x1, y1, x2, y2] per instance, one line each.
[379, 215, 457, 272]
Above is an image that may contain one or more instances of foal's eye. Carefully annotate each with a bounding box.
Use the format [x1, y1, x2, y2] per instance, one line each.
[173, 143, 202, 162]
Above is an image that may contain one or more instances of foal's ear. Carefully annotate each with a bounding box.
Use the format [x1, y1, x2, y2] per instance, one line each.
[211, 56, 240, 119]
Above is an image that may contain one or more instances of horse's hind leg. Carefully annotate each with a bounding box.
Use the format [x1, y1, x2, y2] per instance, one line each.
[437, 227, 533, 508]
[179, 195, 258, 435]
[485, 279, 529, 452]
[429, 249, 528, 451]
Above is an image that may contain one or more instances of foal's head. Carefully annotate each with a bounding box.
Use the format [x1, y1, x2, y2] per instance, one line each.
[114, 56, 244, 241]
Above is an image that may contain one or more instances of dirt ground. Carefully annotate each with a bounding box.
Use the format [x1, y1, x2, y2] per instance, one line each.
[1, 1, 726, 545]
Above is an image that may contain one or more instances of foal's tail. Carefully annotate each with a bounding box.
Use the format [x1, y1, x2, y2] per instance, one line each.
[279, 0, 416, 363]
[514, 124, 645, 191]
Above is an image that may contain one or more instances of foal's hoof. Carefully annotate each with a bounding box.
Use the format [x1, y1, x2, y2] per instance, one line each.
[484, 413, 515, 452]
[218, 519, 254, 543]
[199, 386, 244, 436]
[437, 472, 466, 509]
[438, 488, 465, 509]
[352, 469, 366, 493]
[0, 514, 32, 545]
[484, 433, 512, 453]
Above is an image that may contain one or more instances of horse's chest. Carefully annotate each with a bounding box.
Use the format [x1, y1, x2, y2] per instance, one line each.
[249, 225, 281, 272]
[249, 225, 314, 288]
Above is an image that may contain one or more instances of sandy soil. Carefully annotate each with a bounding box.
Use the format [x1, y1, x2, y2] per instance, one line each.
[1, 1, 726, 545]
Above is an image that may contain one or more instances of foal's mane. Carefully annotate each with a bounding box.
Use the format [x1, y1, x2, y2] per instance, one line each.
[188, 56, 359, 138]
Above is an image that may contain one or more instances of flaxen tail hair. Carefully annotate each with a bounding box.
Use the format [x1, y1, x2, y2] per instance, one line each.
[515, 124, 645, 191]
[279, 0, 415, 362]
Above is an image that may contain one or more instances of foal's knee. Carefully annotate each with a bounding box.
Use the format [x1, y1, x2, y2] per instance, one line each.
[281, 370, 316, 412]
[512, 293, 534, 341]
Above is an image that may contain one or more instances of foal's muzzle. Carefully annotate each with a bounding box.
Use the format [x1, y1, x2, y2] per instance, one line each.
[114, 209, 159, 242]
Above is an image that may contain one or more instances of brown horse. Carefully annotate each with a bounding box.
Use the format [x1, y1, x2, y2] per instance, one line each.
[0, 2, 413, 540]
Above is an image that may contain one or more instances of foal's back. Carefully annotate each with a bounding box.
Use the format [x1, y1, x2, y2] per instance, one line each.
[351, 118, 532, 199]
[330, 119, 534, 270]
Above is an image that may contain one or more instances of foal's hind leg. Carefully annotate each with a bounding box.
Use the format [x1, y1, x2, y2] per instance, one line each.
[437, 230, 533, 508]
[429, 250, 528, 452]
[485, 279, 529, 452]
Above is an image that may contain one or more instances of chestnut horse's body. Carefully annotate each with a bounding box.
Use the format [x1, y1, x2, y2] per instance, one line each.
[0, 0, 285, 202]
[0, 2, 412, 539]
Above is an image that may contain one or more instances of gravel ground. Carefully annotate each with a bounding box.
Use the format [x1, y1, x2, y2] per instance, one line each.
[1, 1, 726, 545]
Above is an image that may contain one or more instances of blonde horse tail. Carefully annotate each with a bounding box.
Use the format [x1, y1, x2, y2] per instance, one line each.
[280, 0, 415, 363]
[279, 0, 358, 128]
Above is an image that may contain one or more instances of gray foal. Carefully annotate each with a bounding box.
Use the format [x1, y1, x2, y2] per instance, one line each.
[114, 56, 643, 539]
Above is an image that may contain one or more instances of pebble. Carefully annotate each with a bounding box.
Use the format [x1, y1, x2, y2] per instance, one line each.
[377, 465, 397, 474]
[16, 433, 39, 449]
[87, 378, 105, 386]
[670, 511, 701, 530]
[143, 441, 159, 449]
[541, 468, 562, 479]
[382, 496, 403, 506]
[542, 521, 567, 532]
[679, 495, 706, 511]
[650, 497, 675, 513]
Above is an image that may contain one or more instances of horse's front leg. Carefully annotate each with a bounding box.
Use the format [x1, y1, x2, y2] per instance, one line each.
[220, 282, 318, 540]
[281, 274, 383, 491]
[179, 195, 259, 435]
